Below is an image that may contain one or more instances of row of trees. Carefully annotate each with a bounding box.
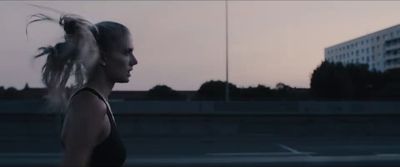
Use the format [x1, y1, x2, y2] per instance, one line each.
[150, 60, 400, 101]
[145, 81, 310, 101]
[0, 82, 309, 101]
[192, 81, 309, 101]
[0, 84, 46, 99]
[3, 60, 400, 101]
[310, 61, 400, 100]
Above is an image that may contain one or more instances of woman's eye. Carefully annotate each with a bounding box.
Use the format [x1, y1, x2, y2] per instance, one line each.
[122, 51, 129, 55]
[125, 49, 133, 55]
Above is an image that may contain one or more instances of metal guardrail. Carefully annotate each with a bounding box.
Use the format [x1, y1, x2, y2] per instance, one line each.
[1, 100, 400, 114]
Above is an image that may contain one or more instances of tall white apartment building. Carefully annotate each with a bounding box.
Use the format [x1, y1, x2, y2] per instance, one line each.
[325, 24, 400, 72]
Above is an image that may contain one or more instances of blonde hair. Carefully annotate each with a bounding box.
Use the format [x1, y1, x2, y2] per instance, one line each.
[28, 12, 131, 112]
[28, 14, 99, 112]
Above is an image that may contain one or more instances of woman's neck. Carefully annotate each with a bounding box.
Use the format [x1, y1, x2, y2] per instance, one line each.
[85, 70, 114, 100]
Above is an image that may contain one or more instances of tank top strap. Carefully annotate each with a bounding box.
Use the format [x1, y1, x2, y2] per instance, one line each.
[71, 87, 116, 125]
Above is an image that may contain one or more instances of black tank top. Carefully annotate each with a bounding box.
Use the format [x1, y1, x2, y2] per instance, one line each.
[63, 87, 126, 167]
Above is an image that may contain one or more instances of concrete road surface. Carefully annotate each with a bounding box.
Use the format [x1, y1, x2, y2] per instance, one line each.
[1, 136, 400, 167]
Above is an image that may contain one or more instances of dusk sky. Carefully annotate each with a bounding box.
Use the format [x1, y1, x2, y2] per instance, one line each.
[2, 1, 400, 90]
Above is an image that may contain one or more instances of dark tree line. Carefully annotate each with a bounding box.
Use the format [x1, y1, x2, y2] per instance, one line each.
[310, 61, 400, 100]
[0, 84, 47, 100]
[193, 80, 310, 101]
[146, 85, 186, 100]
[1, 82, 310, 101]
[5, 61, 400, 101]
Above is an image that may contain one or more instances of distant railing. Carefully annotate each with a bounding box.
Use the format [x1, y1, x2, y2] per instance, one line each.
[1, 100, 400, 114]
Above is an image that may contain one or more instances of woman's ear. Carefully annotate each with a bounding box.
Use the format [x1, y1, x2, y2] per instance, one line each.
[100, 57, 106, 66]
[100, 60, 106, 66]
[99, 51, 107, 66]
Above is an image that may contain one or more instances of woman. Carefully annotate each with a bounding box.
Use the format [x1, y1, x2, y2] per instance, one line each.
[29, 13, 137, 166]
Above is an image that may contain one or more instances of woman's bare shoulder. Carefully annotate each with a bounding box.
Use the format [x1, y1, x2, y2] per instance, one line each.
[69, 91, 108, 117]
[62, 90, 108, 156]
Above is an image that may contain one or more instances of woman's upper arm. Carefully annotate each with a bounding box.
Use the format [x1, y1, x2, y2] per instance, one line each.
[61, 92, 107, 166]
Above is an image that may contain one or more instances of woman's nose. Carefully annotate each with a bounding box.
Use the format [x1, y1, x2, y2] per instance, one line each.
[130, 54, 138, 66]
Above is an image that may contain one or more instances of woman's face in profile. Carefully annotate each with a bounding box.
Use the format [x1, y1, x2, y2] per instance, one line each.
[104, 33, 137, 83]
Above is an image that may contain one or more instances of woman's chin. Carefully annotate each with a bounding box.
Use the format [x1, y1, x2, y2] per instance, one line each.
[121, 79, 130, 83]
[115, 77, 130, 83]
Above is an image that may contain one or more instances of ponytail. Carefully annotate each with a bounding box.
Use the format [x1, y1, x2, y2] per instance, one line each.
[27, 14, 100, 112]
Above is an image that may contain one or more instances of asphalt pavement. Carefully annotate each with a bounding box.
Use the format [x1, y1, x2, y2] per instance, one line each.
[2, 136, 400, 167]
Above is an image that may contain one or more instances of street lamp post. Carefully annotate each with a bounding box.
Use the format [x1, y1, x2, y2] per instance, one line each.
[225, 0, 230, 102]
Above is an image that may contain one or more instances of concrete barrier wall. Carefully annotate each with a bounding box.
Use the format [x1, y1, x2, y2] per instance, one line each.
[1, 100, 400, 138]
[2, 100, 400, 153]
[2, 100, 400, 113]
[110, 101, 400, 113]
